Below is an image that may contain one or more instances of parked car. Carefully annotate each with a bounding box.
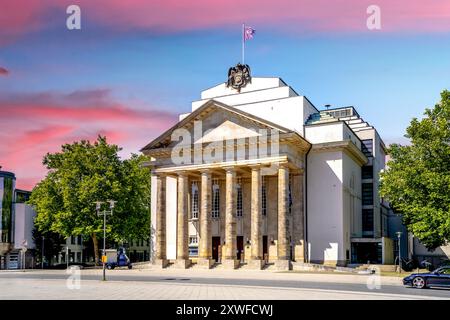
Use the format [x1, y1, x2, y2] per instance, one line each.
[403, 266, 450, 289]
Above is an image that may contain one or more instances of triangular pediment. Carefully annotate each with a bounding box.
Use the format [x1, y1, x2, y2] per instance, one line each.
[195, 120, 261, 143]
[141, 100, 290, 151]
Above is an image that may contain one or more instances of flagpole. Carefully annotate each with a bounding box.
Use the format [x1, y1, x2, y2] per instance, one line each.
[242, 23, 245, 64]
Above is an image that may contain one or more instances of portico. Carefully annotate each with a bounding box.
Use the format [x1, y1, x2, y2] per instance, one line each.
[141, 100, 310, 270]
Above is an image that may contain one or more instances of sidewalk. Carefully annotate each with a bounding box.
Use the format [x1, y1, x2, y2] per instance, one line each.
[1, 267, 404, 286]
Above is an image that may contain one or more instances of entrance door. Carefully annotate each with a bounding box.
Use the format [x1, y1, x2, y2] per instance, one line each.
[212, 237, 220, 262]
[262, 236, 268, 261]
[237, 236, 244, 261]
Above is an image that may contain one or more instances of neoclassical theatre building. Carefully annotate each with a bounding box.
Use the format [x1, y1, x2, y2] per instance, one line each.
[141, 65, 392, 270]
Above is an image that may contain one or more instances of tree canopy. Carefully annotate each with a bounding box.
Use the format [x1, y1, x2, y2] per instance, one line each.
[29, 136, 151, 262]
[380, 90, 450, 250]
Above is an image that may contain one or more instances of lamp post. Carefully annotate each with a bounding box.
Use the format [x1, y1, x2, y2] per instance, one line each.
[396, 231, 402, 273]
[95, 200, 115, 281]
[41, 236, 45, 269]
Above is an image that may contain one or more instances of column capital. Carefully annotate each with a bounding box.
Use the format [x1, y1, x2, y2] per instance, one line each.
[176, 170, 189, 177]
[199, 168, 211, 175]
[248, 164, 262, 171]
[223, 165, 237, 173]
[277, 161, 289, 169]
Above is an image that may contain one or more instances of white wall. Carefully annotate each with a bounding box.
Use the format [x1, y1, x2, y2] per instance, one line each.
[188, 77, 318, 136]
[307, 148, 362, 264]
[201, 78, 284, 99]
[307, 150, 344, 264]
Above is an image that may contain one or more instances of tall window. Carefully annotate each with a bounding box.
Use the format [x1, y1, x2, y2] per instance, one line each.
[362, 166, 373, 179]
[211, 180, 220, 218]
[236, 179, 243, 217]
[361, 139, 373, 157]
[262, 177, 267, 216]
[362, 183, 374, 205]
[362, 209, 374, 233]
[191, 182, 199, 219]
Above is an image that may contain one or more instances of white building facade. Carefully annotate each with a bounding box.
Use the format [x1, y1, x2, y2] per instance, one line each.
[141, 70, 395, 269]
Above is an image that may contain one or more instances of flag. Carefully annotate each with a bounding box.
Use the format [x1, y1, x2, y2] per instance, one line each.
[244, 26, 255, 41]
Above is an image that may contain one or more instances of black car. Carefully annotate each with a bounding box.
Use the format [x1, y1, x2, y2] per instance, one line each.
[403, 266, 450, 289]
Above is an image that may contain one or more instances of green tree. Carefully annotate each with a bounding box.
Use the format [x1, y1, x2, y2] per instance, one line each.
[380, 90, 450, 250]
[29, 136, 151, 264]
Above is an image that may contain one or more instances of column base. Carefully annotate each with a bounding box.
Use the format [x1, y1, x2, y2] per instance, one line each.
[222, 259, 240, 269]
[293, 245, 305, 262]
[274, 259, 292, 271]
[197, 258, 215, 269]
[154, 259, 169, 268]
[173, 259, 192, 269]
[247, 259, 265, 270]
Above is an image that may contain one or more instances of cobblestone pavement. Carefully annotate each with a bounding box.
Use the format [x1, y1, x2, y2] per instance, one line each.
[0, 269, 448, 300]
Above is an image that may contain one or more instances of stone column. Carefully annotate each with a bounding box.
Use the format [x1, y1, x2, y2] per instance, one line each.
[198, 169, 214, 268]
[249, 165, 264, 269]
[276, 163, 291, 270]
[155, 173, 168, 268]
[223, 166, 239, 269]
[292, 173, 305, 262]
[175, 172, 191, 268]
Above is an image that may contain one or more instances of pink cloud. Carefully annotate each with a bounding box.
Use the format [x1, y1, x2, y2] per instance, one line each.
[2, 0, 450, 46]
[0, 89, 178, 190]
[0, 67, 9, 76]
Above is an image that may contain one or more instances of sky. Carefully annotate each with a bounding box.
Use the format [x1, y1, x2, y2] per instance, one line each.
[1, 0, 450, 190]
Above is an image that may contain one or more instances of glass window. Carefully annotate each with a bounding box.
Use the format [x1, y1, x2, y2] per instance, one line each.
[361, 139, 373, 157]
[191, 182, 199, 219]
[211, 181, 220, 218]
[189, 236, 198, 246]
[362, 166, 373, 179]
[439, 268, 450, 275]
[362, 209, 374, 232]
[362, 183, 374, 205]
[262, 177, 267, 216]
[236, 180, 243, 217]
[0, 176, 14, 243]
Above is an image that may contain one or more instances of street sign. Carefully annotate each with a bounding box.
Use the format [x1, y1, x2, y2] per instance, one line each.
[101, 255, 107, 263]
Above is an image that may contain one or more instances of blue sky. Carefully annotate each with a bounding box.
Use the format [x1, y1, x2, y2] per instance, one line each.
[1, 0, 449, 188]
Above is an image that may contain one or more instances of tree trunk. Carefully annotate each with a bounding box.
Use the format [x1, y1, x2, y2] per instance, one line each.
[92, 233, 100, 266]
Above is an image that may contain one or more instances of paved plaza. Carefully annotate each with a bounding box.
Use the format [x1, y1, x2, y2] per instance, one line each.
[0, 268, 449, 300]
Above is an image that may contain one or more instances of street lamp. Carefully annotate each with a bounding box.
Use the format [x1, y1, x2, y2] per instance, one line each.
[95, 200, 116, 281]
[396, 231, 402, 273]
[41, 236, 45, 269]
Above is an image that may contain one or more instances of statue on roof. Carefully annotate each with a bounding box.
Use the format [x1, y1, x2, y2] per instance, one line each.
[227, 63, 251, 93]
